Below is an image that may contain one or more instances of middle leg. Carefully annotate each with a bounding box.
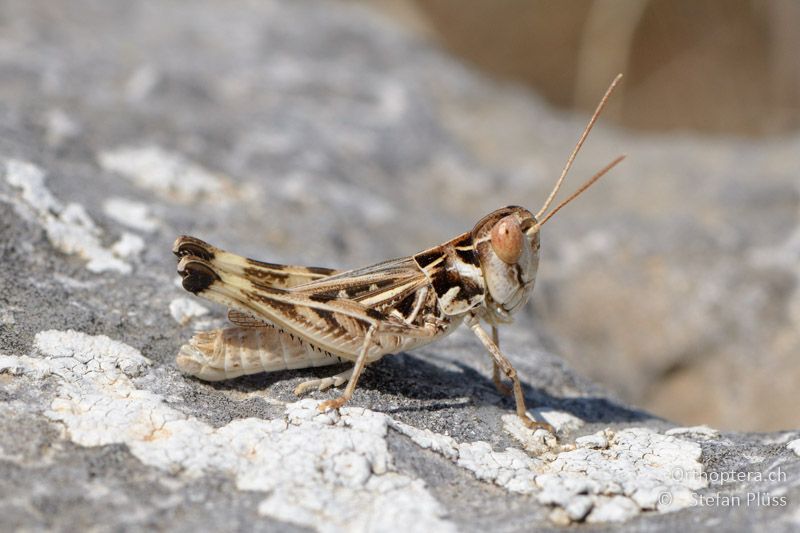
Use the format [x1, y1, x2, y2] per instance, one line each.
[318, 325, 376, 412]
[294, 367, 355, 396]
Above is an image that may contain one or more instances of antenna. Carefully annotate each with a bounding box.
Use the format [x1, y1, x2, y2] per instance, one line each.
[537, 154, 625, 227]
[535, 73, 623, 220]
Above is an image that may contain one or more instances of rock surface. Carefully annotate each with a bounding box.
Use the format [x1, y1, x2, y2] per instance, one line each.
[0, 1, 798, 531]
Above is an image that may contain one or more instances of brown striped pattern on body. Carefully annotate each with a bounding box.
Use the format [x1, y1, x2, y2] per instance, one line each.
[175, 251, 447, 365]
[413, 232, 486, 315]
[173, 236, 338, 289]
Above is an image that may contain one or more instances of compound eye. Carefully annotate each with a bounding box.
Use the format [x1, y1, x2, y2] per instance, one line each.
[490, 215, 523, 264]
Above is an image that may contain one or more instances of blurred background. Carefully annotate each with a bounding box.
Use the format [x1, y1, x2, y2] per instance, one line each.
[371, 0, 800, 135]
[362, 0, 800, 431]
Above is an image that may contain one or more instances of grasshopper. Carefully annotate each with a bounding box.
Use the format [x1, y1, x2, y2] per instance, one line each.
[173, 75, 625, 433]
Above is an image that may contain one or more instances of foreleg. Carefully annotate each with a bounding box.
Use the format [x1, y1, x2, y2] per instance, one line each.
[468, 317, 554, 433]
[491, 326, 512, 396]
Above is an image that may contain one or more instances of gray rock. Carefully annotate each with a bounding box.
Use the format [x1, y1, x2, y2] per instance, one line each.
[0, 1, 798, 532]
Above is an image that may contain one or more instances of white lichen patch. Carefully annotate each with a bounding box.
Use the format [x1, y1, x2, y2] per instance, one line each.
[502, 414, 559, 455]
[665, 425, 720, 440]
[391, 418, 706, 523]
[390, 418, 542, 494]
[0, 354, 53, 379]
[45, 108, 80, 147]
[125, 65, 160, 103]
[537, 428, 706, 521]
[575, 429, 611, 450]
[4, 159, 134, 273]
[0, 307, 16, 326]
[527, 407, 585, 433]
[102, 197, 160, 232]
[169, 297, 210, 325]
[254, 403, 455, 533]
[5, 328, 709, 527]
[6, 330, 455, 533]
[111, 232, 146, 259]
[788, 439, 800, 457]
[98, 146, 228, 202]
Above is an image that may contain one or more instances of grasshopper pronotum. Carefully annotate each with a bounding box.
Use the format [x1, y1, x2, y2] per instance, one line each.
[173, 75, 625, 433]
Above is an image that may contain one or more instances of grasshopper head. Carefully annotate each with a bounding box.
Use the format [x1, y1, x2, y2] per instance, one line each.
[472, 206, 540, 322]
[468, 75, 626, 324]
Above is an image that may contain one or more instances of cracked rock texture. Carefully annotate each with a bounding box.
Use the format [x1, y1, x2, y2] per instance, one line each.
[0, 1, 798, 531]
